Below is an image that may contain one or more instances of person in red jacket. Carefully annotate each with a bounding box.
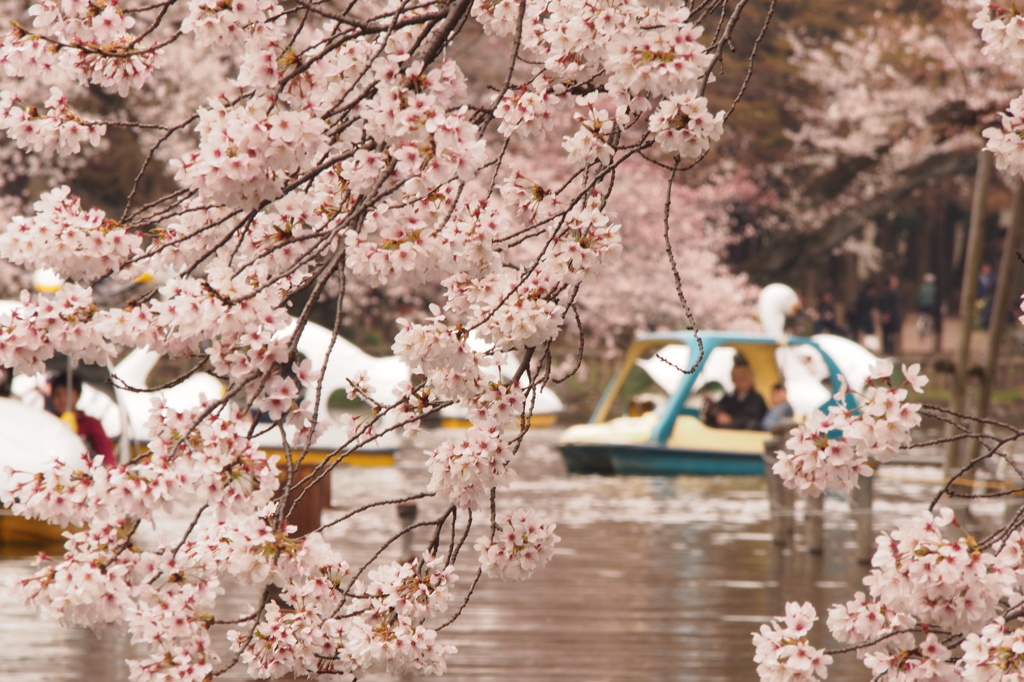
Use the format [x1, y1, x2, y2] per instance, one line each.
[46, 371, 116, 467]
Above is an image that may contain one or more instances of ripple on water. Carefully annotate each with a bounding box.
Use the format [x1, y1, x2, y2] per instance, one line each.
[0, 428, 1011, 682]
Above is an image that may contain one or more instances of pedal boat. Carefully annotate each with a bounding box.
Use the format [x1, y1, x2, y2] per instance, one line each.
[0, 397, 90, 545]
[113, 319, 410, 468]
[557, 330, 861, 476]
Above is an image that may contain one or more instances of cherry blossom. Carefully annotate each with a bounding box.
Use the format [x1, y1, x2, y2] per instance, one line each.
[475, 508, 560, 581]
[0, 185, 141, 282]
[863, 508, 1015, 634]
[983, 92, 1024, 177]
[0, 88, 106, 155]
[648, 92, 725, 158]
[962, 618, 1024, 680]
[772, 361, 925, 497]
[763, 507, 1024, 680]
[752, 602, 832, 682]
[0, 0, 777, 677]
[920, 1, 1024, 181]
[973, 0, 1024, 64]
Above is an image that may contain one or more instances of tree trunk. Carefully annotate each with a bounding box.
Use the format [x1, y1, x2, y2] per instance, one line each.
[966, 176, 1024, 463]
[945, 149, 994, 480]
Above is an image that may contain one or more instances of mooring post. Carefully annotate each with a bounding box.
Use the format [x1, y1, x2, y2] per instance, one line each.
[763, 422, 796, 547]
[805, 494, 824, 554]
[398, 501, 418, 561]
[851, 466, 876, 563]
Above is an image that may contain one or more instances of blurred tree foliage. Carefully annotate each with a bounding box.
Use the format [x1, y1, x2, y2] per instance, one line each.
[700, 0, 1003, 319]
[0, 0, 1005, 336]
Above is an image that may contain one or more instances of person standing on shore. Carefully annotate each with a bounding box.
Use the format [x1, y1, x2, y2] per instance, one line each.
[877, 274, 903, 357]
[850, 281, 879, 351]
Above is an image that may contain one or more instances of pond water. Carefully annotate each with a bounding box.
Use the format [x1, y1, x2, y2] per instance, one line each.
[0, 427, 1001, 681]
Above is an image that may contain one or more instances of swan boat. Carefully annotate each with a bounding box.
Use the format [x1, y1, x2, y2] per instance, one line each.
[556, 330, 865, 476]
[113, 319, 410, 468]
[437, 333, 564, 429]
[0, 397, 91, 545]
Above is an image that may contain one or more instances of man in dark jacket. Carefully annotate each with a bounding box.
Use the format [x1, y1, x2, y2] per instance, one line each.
[706, 364, 767, 430]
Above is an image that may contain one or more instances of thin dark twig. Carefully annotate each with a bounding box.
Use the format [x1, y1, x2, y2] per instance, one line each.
[662, 162, 704, 367]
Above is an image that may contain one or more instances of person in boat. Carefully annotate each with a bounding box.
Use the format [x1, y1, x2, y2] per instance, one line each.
[760, 383, 794, 431]
[45, 370, 116, 467]
[704, 363, 767, 430]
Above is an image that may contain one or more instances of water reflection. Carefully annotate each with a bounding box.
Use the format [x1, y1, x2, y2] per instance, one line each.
[0, 428, 982, 681]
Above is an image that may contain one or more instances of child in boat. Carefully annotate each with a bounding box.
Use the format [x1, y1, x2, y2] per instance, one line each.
[760, 383, 794, 431]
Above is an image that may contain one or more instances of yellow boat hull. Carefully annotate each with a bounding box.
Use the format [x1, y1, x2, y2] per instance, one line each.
[439, 413, 560, 430]
[0, 510, 69, 546]
[259, 448, 395, 468]
[128, 443, 396, 468]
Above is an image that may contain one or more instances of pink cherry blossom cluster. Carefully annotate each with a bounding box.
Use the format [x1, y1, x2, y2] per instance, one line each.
[426, 425, 515, 509]
[648, 92, 725, 158]
[9, 0, 157, 96]
[394, 312, 495, 402]
[962, 618, 1024, 680]
[171, 97, 328, 208]
[0, 0, 761, 676]
[181, 0, 284, 48]
[752, 602, 832, 682]
[860, 508, 1016, 634]
[0, 284, 118, 372]
[340, 554, 459, 675]
[760, 506, 1024, 680]
[772, 360, 928, 497]
[494, 79, 562, 138]
[473, 0, 713, 96]
[3, 401, 281, 527]
[542, 195, 623, 285]
[974, 1, 1024, 63]
[472, 0, 724, 160]
[975, 1, 1024, 176]
[861, 633, 956, 681]
[475, 508, 560, 581]
[228, 550, 459, 679]
[0, 185, 141, 281]
[563, 94, 629, 165]
[982, 93, 1024, 177]
[28, 0, 137, 43]
[0, 88, 106, 155]
[3, 405, 296, 681]
[462, 381, 526, 430]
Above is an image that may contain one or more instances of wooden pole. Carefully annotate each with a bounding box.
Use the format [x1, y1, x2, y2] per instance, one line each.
[851, 471, 875, 563]
[398, 501, 418, 561]
[763, 425, 794, 547]
[946, 150, 994, 478]
[805, 494, 824, 554]
[967, 177, 1024, 463]
[931, 187, 947, 355]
